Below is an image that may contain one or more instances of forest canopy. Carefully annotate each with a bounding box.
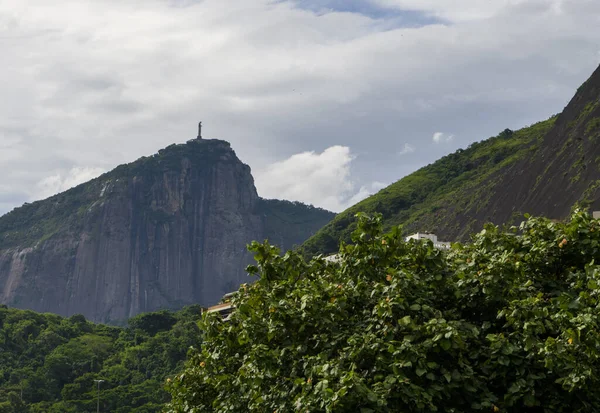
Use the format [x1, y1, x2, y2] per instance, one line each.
[0, 306, 203, 413]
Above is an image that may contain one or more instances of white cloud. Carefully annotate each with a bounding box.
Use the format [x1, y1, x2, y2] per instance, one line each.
[398, 143, 415, 155]
[432, 132, 454, 144]
[36, 167, 105, 200]
[345, 181, 389, 206]
[255, 146, 385, 212]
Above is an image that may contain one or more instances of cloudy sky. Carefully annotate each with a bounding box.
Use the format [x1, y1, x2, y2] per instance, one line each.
[0, 0, 599, 214]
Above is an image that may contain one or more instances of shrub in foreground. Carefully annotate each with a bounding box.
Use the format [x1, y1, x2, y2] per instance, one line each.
[167, 210, 600, 412]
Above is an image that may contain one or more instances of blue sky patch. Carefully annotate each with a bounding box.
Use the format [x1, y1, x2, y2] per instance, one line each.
[283, 0, 441, 26]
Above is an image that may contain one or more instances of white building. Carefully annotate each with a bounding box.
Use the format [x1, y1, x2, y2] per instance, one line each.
[405, 232, 451, 250]
[593, 211, 600, 219]
[323, 254, 341, 263]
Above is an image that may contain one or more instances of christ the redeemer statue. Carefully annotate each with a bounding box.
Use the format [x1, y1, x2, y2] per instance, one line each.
[197, 121, 202, 139]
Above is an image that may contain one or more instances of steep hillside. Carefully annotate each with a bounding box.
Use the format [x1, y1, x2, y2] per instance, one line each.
[302, 118, 556, 254]
[0, 138, 334, 323]
[304, 64, 600, 256]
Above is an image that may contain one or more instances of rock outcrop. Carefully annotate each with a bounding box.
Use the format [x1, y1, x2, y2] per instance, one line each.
[0, 139, 334, 323]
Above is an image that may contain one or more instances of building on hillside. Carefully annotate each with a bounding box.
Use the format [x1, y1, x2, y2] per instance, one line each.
[593, 211, 600, 219]
[205, 302, 234, 320]
[405, 232, 451, 250]
[203, 291, 235, 320]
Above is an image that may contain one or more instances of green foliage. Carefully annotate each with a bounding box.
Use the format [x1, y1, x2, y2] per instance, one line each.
[128, 310, 177, 335]
[302, 117, 557, 256]
[168, 209, 600, 412]
[498, 128, 514, 139]
[258, 198, 336, 249]
[258, 199, 333, 225]
[585, 117, 600, 140]
[580, 101, 598, 121]
[0, 305, 203, 412]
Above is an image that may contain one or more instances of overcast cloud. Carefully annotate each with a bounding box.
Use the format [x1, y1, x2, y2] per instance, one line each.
[0, 0, 599, 214]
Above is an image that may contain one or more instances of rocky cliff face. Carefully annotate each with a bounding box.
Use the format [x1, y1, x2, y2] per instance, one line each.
[0, 139, 334, 323]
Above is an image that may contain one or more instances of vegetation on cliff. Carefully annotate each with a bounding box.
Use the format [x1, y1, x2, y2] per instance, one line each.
[168, 209, 600, 412]
[303, 65, 600, 257]
[259, 198, 335, 248]
[0, 305, 203, 412]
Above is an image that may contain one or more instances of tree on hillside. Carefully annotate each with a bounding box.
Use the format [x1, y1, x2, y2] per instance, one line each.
[167, 209, 600, 412]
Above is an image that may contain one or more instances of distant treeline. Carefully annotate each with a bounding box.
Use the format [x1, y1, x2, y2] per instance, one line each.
[0, 305, 203, 413]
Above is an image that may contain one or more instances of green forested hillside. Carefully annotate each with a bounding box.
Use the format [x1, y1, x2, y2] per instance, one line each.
[302, 118, 556, 255]
[0, 305, 203, 413]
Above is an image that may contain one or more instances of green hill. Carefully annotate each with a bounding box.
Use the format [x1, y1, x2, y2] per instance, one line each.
[303, 64, 600, 256]
[302, 118, 556, 255]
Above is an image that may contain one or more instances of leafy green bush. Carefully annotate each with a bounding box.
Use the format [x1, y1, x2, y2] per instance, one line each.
[167, 209, 600, 412]
[128, 310, 177, 336]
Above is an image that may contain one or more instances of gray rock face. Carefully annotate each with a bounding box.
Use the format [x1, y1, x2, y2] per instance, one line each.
[0, 139, 334, 323]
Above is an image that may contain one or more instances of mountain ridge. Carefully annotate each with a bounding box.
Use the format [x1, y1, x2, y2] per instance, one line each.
[0, 138, 334, 323]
